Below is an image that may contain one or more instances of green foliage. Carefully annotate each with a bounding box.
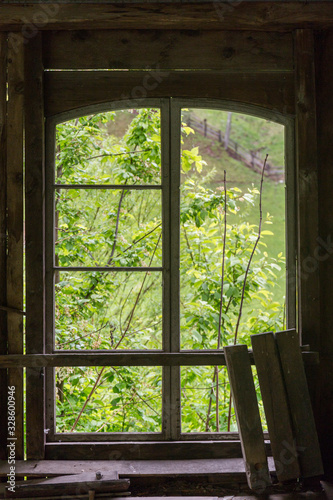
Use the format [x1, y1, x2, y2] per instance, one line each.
[54, 108, 285, 434]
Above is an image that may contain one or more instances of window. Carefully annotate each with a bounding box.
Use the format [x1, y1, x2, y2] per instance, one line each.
[45, 98, 295, 455]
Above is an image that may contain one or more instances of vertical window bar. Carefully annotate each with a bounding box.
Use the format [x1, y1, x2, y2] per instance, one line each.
[161, 99, 172, 439]
[45, 118, 57, 439]
[169, 99, 181, 439]
[285, 123, 297, 330]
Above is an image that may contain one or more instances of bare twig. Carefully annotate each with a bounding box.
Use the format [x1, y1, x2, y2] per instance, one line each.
[233, 155, 267, 345]
[183, 226, 195, 264]
[216, 170, 227, 431]
[227, 155, 268, 431]
[56, 149, 152, 174]
[218, 170, 227, 350]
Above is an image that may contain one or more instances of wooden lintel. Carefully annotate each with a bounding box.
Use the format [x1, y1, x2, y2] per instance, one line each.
[43, 30, 293, 72]
[44, 71, 295, 117]
[0, 3, 333, 31]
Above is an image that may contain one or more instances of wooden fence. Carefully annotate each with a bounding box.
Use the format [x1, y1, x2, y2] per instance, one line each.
[186, 113, 284, 181]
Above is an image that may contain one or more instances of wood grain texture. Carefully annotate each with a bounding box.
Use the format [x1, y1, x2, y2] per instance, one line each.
[44, 441, 248, 460]
[1, 3, 333, 31]
[44, 71, 294, 117]
[24, 33, 45, 460]
[0, 32, 7, 461]
[0, 458, 265, 478]
[315, 28, 333, 479]
[295, 29, 320, 349]
[43, 30, 293, 72]
[6, 32, 24, 460]
[251, 332, 300, 482]
[275, 329, 323, 478]
[0, 350, 318, 368]
[224, 345, 271, 493]
[1, 474, 129, 498]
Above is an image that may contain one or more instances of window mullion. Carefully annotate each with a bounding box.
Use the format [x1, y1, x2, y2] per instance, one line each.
[169, 98, 181, 439]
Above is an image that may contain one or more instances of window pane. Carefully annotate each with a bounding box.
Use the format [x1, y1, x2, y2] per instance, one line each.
[55, 188, 162, 267]
[56, 366, 162, 433]
[55, 109, 161, 185]
[181, 366, 237, 432]
[55, 271, 162, 350]
[180, 108, 286, 350]
[181, 366, 267, 433]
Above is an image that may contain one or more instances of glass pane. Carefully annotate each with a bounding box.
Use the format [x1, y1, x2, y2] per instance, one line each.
[56, 366, 162, 433]
[180, 108, 286, 350]
[55, 108, 161, 185]
[181, 365, 267, 433]
[55, 188, 162, 267]
[55, 271, 162, 350]
[181, 366, 237, 432]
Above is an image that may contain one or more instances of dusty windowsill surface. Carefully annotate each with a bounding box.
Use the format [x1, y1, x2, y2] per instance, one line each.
[0, 459, 326, 498]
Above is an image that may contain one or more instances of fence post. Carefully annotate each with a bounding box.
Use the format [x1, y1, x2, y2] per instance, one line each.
[204, 118, 207, 137]
[251, 151, 255, 168]
[225, 111, 232, 150]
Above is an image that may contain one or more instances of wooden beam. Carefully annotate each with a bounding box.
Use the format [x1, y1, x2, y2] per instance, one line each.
[0, 458, 265, 478]
[295, 30, 320, 348]
[224, 345, 271, 493]
[44, 71, 294, 117]
[43, 30, 293, 72]
[24, 32, 45, 460]
[0, 32, 7, 461]
[1, 3, 333, 31]
[275, 329, 323, 478]
[44, 441, 250, 461]
[251, 332, 300, 482]
[0, 349, 318, 369]
[6, 32, 24, 460]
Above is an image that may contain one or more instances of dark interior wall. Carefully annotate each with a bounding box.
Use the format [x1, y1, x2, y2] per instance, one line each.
[315, 29, 333, 479]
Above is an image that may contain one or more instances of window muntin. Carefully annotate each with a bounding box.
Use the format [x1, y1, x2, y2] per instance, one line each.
[46, 98, 293, 441]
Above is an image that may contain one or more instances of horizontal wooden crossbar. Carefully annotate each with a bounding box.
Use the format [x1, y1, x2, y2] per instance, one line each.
[0, 350, 319, 368]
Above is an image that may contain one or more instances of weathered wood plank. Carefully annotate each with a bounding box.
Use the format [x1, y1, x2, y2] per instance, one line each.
[44, 71, 294, 117]
[1, 474, 129, 498]
[1, 3, 333, 31]
[251, 332, 300, 482]
[24, 33, 45, 460]
[44, 441, 249, 460]
[295, 29, 320, 349]
[0, 32, 7, 461]
[275, 329, 323, 478]
[224, 345, 271, 493]
[6, 32, 24, 460]
[43, 30, 293, 72]
[0, 458, 266, 478]
[0, 349, 318, 368]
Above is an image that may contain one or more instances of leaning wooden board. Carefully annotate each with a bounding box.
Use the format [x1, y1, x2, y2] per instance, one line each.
[275, 330, 323, 478]
[224, 344, 271, 492]
[251, 331, 301, 482]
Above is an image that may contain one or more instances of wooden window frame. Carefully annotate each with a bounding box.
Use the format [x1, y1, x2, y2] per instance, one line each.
[42, 92, 296, 458]
[4, 27, 319, 461]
